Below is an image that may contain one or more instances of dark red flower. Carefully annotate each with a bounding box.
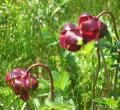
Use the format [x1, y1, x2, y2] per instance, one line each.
[63, 23, 77, 31]
[78, 12, 92, 25]
[78, 13, 107, 42]
[99, 21, 107, 38]
[13, 78, 22, 95]
[60, 23, 83, 52]
[5, 68, 27, 88]
[22, 76, 38, 90]
[5, 68, 38, 101]
[78, 14, 100, 42]
[20, 89, 29, 101]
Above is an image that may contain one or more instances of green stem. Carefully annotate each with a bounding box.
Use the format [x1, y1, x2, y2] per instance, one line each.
[114, 66, 118, 95]
[92, 44, 101, 110]
[100, 48, 110, 97]
[26, 63, 55, 101]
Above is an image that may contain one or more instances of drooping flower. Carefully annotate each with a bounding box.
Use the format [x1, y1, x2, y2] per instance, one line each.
[5, 68, 38, 101]
[98, 20, 108, 38]
[5, 68, 27, 88]
[78, 13, 107, 42]
[60, 23, 83, 52]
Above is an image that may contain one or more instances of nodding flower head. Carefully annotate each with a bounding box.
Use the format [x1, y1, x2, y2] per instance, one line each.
[5, 68, 38, 101]
[60, 23, 84, 52]
[78, 13, 107, 42]
[5, 68, 27, 88]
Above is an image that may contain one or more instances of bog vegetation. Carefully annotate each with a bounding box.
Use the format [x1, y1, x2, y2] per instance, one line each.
[0, 0, 120, 110]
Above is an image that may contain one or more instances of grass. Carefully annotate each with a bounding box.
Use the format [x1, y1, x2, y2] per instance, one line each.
[0, 0, 120, 110]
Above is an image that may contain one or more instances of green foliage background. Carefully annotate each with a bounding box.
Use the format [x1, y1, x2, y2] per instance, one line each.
[0, 0, 120, 110]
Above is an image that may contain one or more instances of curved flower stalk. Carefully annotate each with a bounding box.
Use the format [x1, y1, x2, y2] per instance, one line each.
[59, 12, 108, 52]
[59, 11, 119, 110]
[92, 11, 119, 110]
[5, 63, 55, 101]
[5, 68, 38, 101]
[97, 11, 119, 40]
[26, 63, 55, 101]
